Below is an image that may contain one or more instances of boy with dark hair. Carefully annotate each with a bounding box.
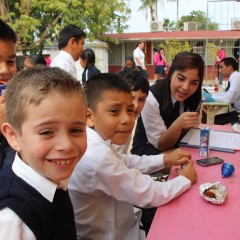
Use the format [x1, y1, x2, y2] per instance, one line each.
[69, 73, 197, 240]
[204, 57, 240, 124]
[51, 24, 86, 79]
[0, 19, 17, 169]
[115, 69, 149, 153]
[0, 66, 87, 240]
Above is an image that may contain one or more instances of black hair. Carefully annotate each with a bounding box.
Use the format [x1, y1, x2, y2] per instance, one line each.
[0, 19, 17, 43]
[153, 47, 158, 52]
[58, 24, 86, 49]
[25, 54, 47, 66]
[80, 48, 96, 65]
[160, 51, 204, 114]
[220, 57, 238, 71]
[117, 68, 149, 95]
[159, 48, 164, 61]
[84, 73, 131, 111]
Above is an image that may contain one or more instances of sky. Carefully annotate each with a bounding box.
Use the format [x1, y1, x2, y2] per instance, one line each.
[125, 0, 240, 32]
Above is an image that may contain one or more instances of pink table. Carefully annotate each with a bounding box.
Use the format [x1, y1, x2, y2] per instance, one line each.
[147, 125, 240, 240]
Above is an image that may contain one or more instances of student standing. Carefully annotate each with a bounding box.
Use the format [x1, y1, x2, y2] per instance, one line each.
[0, 66, 87, 240]
[153, 48, 167, 81]
[51, 25, 86, 79]
[132, 52, 204, 156]
[215, 46, 226, 83]
[68, 73, 197, 240]
[0, 19, 17, 169]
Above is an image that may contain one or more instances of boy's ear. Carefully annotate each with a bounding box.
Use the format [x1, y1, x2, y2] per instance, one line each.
[69, 37, 76, 46]
[86, 108, 95, 128]
[1, 123, 21, 152]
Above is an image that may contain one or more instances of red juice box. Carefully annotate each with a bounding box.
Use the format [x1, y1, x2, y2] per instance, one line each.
[199, 127, 210, 157]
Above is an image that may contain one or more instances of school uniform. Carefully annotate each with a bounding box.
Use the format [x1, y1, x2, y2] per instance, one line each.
[69, 127, 191, 240]
[212, 71, 240, 124]
[51, 50, 77, 79]
[0, 154, 76, 240]
[0, 134, 15, 169]
[81, 64, 101, 84]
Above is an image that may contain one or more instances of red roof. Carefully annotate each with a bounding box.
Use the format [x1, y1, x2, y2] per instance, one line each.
[106, 30, 240, 41]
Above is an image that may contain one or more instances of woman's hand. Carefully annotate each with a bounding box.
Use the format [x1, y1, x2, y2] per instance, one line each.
[173, 112, 198, 130]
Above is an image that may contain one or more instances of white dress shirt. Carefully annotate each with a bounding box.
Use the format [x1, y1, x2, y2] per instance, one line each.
[69, 127, 191, 240]
[0, 155, 68, 240]
[212, 71, 240, 112]
[133, 47, 145, 67]
[50, 50, 77, 79]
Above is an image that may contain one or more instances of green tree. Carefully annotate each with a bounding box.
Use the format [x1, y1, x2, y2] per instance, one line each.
[178, 10, 218, 30]
[163, 18, 176, 31]
[159, 40, 191, 63]
[1, 0, 130, 52]
[138, 0, 159, 21]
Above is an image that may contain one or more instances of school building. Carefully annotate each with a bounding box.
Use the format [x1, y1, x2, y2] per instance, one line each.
[106, 30, 240, 81]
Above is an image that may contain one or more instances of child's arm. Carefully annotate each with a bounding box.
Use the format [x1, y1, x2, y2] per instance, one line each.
[163, 148, 191, 166]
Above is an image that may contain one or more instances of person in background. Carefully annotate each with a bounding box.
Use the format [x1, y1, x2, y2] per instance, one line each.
[51, 24, 86, 79]
[79, 48, 101, 84]
[133, 40, 148, 79]
[0, 66, 87, 240]
[121, 56, 138, 70]
[115, 69, 149, 154]
[132, 52, 204, 156]
[0, 19, 17, 169]
[68, 73, 197, 240]
[215, 46, 226, 84]
[23, 54, 47, 69]
[205, 57, 240, 125]
[153, 47, 167, 81]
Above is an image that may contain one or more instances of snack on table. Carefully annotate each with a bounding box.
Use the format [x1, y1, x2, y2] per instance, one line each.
[199, 181, 227, 204]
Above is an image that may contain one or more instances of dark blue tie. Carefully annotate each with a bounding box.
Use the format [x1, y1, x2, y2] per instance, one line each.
[173, 101, 180, 121]
[225, 81, 230, 92]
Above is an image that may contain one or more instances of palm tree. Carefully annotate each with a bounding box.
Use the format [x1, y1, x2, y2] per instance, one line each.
[163, 18, 176, 31]
[167, 0, 179, 29]
[139, 0, 179, 29]
[138, 0, 159, 21]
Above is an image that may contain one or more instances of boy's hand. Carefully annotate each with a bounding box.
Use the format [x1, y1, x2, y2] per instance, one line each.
[176, 161, 197, 184]
[163, 148, 191, 166]
[0, 95, 6, 132]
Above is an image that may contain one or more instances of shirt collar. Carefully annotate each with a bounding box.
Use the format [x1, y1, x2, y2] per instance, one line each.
[12, 154, 68, 202]
[87, 127, 112, 145]
[171, 95, 178, 105]
[59, 50, 76, 64]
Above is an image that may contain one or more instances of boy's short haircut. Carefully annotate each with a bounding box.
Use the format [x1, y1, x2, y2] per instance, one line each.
[84, 73, 132, 111]
[0, 19, 17, 43]
[220, 57, 238, 71]
[58, 24, 86, 49]
[5, 66, 85, 133]
[117, 69, 149, 95]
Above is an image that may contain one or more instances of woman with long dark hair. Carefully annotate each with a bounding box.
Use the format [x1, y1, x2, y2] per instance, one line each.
[132, 51, 204, 155]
